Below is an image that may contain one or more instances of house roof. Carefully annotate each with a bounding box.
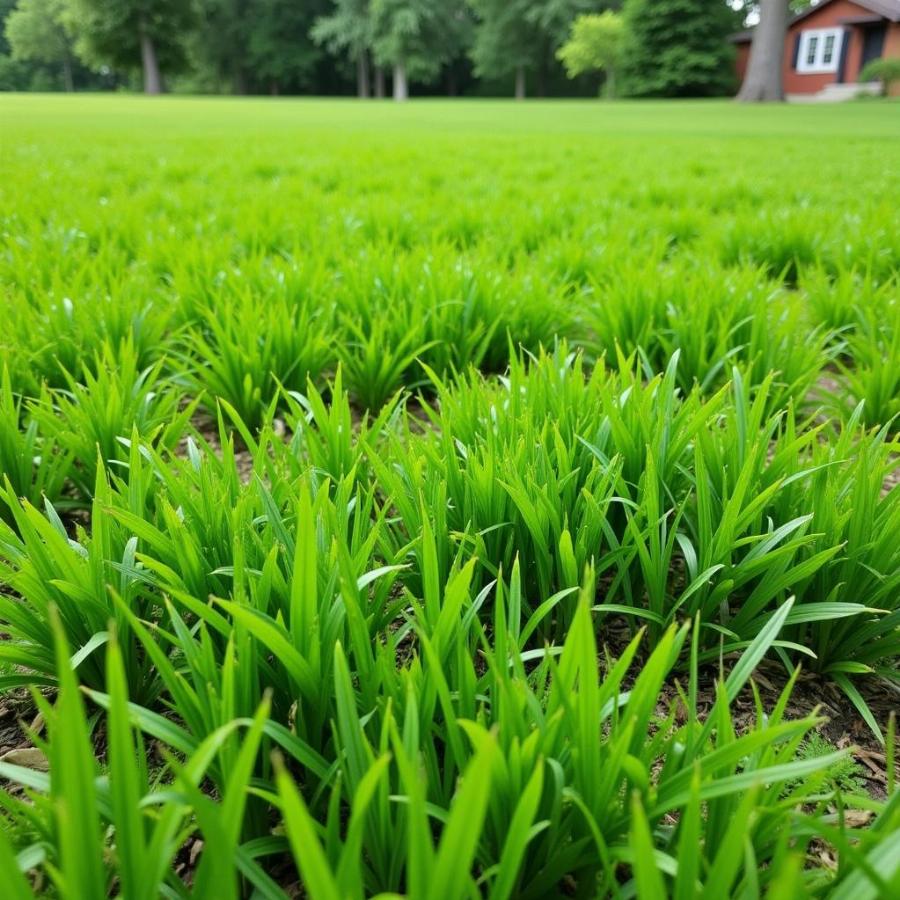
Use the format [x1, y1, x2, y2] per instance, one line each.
[791, 0, 900, 25]
[730, 0, 900, 43]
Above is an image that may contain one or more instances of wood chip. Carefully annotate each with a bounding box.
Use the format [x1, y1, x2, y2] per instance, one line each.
[0, 746, 49, 771]
[854, 749, 890, 783]
[840, 809, 873, 827]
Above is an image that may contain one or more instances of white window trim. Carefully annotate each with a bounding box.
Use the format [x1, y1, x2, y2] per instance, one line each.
[797, 28, 844, 74]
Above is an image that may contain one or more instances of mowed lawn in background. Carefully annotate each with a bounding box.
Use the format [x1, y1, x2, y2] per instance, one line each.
[3, 95, 899, 412]
[1, 95, 900, 898]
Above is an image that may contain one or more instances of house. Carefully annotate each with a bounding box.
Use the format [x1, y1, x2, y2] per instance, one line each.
[732, 0, 900, 100]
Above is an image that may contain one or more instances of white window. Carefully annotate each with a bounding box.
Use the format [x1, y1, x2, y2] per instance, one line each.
[797, 28, 844, 74]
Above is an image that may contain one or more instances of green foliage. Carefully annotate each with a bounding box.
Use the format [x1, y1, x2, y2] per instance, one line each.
[0, 96, 899, 897]
[524, 0, 600, 48]
[65, 0, 195, 76]
[30, 338, 191, 498]
[557, 11, 625, 96]
[176, 0, 330, 94]
[0, 0, 893, 98]
[4, 0, 73, 88]
[0, 367, 73, 523]
[468, 0, 541, 81]
[2, 575, 898, 897]
[371, 0, 468, 80]
[190, 0, 257, 92]
[859, 56, 900, 95]
[834, 322, 900, 429]
[621, 0, 738, 97]
[468, 0, 603, 94]
[3, 0, 112, 90]
[796, 732, 868, 795]
[312, 0, 373, 61]
[247, 0, 328, 93]
[183, 293, 334, 429]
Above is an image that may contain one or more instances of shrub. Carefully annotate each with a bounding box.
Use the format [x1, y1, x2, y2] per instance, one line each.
[859, 57, 900, 95]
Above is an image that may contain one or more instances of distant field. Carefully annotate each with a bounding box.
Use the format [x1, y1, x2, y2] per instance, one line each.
[3, 96, 898, 409]
[1, 95, 899, 897]
[5, 92, 900, 136]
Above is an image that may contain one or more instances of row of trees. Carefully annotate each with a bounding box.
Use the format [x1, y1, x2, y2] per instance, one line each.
[2, 0, 754, 98]
[2, 0, 607, 97]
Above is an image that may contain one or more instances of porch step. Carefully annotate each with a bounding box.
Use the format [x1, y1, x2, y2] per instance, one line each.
[787, 81, 883, 103]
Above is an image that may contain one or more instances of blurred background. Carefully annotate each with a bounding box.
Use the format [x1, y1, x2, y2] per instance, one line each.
[0, 0, 766, 98]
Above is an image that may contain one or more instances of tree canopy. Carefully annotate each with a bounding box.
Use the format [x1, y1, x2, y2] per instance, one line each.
[67, 0, 196, 92]
[5, 0, 74, 89]
[0, 0, 749, 98]
[371, 0, 468, 83]
[312, 0, 374, 96]
[247, 0, 326, 95]
[620, 0, 739, 98]
[468, 0, 542, 92]
[557, 11, 624, 96]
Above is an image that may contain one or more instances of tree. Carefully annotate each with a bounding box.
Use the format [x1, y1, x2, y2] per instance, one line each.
[526, 0, 602, 96]
[0, 0, 25, 90]
[191, 0, 253, 94]
[526, 0, 604, 48]
[5, 0, 75, 90]
[468, 0, 541, 99]
[371, 0, 469, 100]
[247, 0, 327, 95]
[557, 11, 624, 97]
[732, 0, 813, 17]
[188, 0, 326, 96]
[620, 0, 739, 97]
[66, 0, 196, 94]
[312, 0, 374, 98]
[859, 57, 900, 96]
[736, 0, 789, 101]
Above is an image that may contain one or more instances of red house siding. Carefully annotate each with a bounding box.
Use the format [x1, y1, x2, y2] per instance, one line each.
[734, 0, 900, 95]
[784, 1, 873, 93]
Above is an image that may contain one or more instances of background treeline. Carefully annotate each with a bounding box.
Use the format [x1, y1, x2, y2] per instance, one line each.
[0, 0, 753, 98]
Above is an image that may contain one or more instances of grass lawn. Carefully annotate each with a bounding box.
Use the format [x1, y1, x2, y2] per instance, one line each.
[0, 95, 899, 898]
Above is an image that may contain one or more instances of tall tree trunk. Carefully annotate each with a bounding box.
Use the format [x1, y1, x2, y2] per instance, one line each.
[233, 68, 248, 95]
[393, 62, 408, 101]
[737, 0, 789, 102]
[536, 51, 548, 98]
[605, 68, 616, 99]
[62, 54, 74, 93]
[270, 81, 280, 96]
[446, 68, 457, 97]
[515, 65, 525, 100]
[357, 50, 370, 98]
[374, 66, 385, 98]
[139, 25, 163, 95]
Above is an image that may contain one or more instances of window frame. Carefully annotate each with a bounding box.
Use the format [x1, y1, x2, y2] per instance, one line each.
[796, 28, 844, 74]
